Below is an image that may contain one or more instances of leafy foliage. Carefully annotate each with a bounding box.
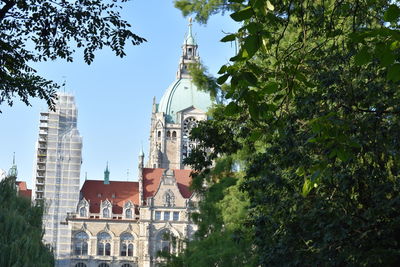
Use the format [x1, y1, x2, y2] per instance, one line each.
[0, 0, 146, 110]
[0, 176, 54, 266]
[175, 0, 400, 266]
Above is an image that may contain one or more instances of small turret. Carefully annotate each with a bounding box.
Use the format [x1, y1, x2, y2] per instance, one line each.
[104, 162, 110, 185]
[177, 17, 199, 79]
[8, 152, 18, 178]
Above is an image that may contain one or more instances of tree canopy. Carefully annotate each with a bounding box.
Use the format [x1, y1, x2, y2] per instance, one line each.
[0, 175, 54, 266]
[172, 0, 400, 266]
[0, 0, 146, 111]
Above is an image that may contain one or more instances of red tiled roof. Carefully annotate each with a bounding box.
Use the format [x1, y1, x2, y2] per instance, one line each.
[143, 168, 192, 199]
[81, 180, 139, 214]
[16, 181, 32, 199]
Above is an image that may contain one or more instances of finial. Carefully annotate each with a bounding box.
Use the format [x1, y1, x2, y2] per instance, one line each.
[13, 152, 15, 165]
[85, 172, 87, 180]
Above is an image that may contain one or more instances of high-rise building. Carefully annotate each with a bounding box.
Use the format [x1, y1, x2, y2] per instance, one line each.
[33, 93, 83, 266]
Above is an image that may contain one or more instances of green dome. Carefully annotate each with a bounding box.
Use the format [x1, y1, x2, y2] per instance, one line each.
[158, 78, 213, 123]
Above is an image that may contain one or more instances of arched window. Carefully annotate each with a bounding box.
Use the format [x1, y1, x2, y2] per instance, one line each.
[125, 208, 132, 218]
[157, 131, 161, 138]
[75, 263, 87, 267]
[103, 208, 110, 218]
[172, 131, 177, 138]
[98, 264, 110, 267]
[156, 229, 177, 255]
[79, 207, 87, 217]
[182, 117, 198, 159]
[97, 232, 111, 256]
[74, 232, 89, 255]
[120, 232, 134, 257]
[166, 131, 171, 138]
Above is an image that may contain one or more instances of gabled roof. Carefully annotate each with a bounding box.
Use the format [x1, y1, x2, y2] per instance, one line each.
[143, 168, 192, 199]
[80, 180, 139, 214]
[16, 181, 32, 199]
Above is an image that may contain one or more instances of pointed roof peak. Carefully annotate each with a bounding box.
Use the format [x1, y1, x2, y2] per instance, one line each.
[184, 17, 196, 45]
[104, 162, 110, 184]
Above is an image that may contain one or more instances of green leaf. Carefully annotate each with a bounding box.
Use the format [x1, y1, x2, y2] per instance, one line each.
[384, 4, 400, 22]
[221, 34, 237, 42]
[380, 49, 394, 67]
[242, 72, 258, 86]
[266, 1, 274, 11]
[230, 6, 254, 22]
[249, 104, 259, 120]
[243, 35, 261, 58]
[387, 63, 400, 82]
[218, 65, 227, 74]
[245, 22, 263, 35]
[354, 46, 371, 66]
[263, 82, 278, 94]
[225, 102, 240, 116]
[217, 74, 230, 85]
[302, 179, 313, 197]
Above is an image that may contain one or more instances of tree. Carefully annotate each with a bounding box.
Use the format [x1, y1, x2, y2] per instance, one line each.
[0, 0, 146, 111]
[0, 175, 54, 266]
[174, 0, 400, 265]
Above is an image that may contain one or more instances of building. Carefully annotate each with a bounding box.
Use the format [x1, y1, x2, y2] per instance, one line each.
[3, 154, 32, 198]
[147, 18, 213, 169]
[64, 20, 212, 267]
[32, 93, 83, 266]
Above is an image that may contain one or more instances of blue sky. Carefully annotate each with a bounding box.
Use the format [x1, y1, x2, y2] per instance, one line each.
[0, 1, 238, 188]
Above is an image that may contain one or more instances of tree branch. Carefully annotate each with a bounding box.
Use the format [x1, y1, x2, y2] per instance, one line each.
[0, 0, 15, 22]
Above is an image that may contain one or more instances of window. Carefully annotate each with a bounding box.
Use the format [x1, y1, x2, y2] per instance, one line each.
[125, 209, 132, 218]
[173, 212, 179, 221]
[182, 117, 198, 159]
[172, 131, 177, 138]
[98, 264, 110, 267]
[166, 131, 171, 138]
[157, 131, 161, 138]
[79, 207, 87, 217]
[105, 243, 111, 256]
[74, 232, 89, 255]
[155, 211, 161, 220]
[103, 208, 110, 218]
[97, 232, 111, 256]
[164, 211, 170, 221]
[75, 263, 87, 267]
[120, 233, 134, 257]
[121, 264, 132, 267]
[156, 229, 176, 255]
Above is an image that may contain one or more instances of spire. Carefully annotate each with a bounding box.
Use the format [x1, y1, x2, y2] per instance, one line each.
[104, 162, 110, 184]
[8, 152, 18, 178]
[177, 18, 199, 79]
[185, 17, 195, 45]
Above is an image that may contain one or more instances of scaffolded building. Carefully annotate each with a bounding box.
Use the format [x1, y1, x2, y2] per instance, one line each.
[33, 93, 83, 267]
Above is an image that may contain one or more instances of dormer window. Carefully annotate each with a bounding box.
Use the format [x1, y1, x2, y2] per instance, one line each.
[103, 208, 110, 218]
[79, 207, 87, 217]
[126, 209, 132, 219]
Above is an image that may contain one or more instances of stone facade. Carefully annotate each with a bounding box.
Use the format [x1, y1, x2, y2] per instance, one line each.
[63, 20, 211, 267]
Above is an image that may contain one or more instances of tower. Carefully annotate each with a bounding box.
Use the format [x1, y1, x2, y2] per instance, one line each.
[148, 19, 213, 169]
[32, 93, 82, 267]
